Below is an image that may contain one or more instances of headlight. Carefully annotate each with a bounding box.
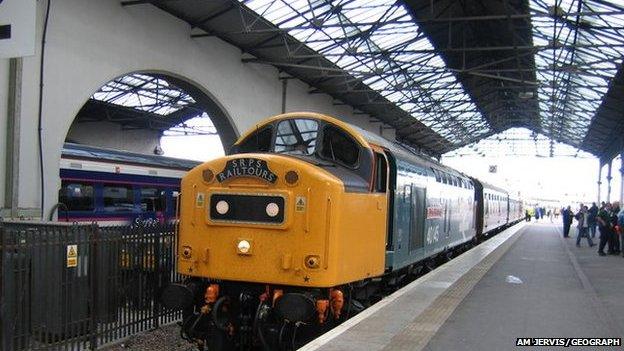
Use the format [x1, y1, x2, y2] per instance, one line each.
[237, 240, 251, 254]
[266, 202, 279, 217]
[216, 200, 229, 214]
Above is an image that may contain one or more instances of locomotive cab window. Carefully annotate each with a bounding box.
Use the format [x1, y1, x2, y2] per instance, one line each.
[237, 125, 273, 153]
[374, 152, 387, 192]
[275, 119, 318, 155]
[321, 125, 359, 168]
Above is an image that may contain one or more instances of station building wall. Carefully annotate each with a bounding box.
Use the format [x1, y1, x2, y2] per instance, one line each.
[0, 0, 396, 218]
[66, 122, 163, 155]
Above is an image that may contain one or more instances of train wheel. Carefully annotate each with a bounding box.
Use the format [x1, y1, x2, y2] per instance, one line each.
[206, 329, 234, 351]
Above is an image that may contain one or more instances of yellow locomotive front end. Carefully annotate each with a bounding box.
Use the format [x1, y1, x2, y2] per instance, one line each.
[163, 113, 389, 349]
[177, 116, 386, 288]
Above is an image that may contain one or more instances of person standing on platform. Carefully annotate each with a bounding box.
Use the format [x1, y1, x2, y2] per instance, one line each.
[588, 202, 598, 239]
[597, 203, 612, 256]
[548, 209, 553, 222]
[575, 205, 593, 247]
[610, 202, 621, 255]
[618, 206, 624, 257]
[562, 206, 573, 238]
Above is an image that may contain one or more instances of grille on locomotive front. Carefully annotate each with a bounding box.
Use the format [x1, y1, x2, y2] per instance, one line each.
[209, 194, 285, 224]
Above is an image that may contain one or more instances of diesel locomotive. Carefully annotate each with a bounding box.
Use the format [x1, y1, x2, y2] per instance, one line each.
[161, 112, 523, 350]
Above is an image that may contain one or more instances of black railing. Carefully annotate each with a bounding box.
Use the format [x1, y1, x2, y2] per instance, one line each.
[0, 220, 184, 351]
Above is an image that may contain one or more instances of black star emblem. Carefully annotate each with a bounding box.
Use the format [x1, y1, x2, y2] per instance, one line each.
[304, 276, 310, 282]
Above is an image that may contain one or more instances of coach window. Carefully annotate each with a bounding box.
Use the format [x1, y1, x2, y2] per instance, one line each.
[275, 119, 318, 155]
[59, 181, 94, 211]
[321, 125, 359, 168]
[374, 153, 387, 192]
[237, 125, 273, 153]
[103, 184, 135, 212]
[141, 188, 165, 212]
[433, 169, 441, 182]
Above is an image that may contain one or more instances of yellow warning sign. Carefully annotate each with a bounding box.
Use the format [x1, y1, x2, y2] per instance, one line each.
[196, 192, 205, 208]
[66, 245, 78, 268]
[295, 196, 306, 212]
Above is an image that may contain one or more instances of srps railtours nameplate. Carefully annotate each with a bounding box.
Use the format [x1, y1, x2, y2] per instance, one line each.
[217, 158, 277, 184]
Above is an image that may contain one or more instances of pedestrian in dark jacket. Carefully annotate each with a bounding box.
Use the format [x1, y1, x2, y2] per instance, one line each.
[575, 205, 593, 247]
[610, 202, 621, 255]
[597, 203, 613, 256]
[562, 206, 573, 238]
[618, 207, 624, 257]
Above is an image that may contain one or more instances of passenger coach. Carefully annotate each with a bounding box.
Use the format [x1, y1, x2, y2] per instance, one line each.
[57, 143, 199, 224]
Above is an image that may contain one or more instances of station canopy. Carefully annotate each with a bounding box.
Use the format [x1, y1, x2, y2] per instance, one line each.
[124, 0, 624, 162]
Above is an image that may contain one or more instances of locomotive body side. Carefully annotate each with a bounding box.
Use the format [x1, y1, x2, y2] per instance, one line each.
[384, 151, 476, 271]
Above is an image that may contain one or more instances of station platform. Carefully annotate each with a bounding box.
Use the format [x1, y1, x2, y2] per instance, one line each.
[301, 222, 624, 351]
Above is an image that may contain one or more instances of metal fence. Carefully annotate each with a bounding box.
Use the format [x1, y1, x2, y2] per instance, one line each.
[0, 220, 184, 351]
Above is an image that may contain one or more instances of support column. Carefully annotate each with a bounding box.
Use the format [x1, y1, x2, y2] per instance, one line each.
[281, 78, 287, 114]
[606, 159, 613, 203]
[598, 161, 602, 205]
[620, 152, 624, 204]
[4, 58, 22, 218]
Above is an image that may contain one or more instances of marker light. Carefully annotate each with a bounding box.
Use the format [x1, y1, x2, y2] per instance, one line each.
[266, 202, 280, 217]
[216, 200, 229, 214]
[202, 169, 214, 182]
[237, 240, 251, 254]
[285, 170, 299, 185]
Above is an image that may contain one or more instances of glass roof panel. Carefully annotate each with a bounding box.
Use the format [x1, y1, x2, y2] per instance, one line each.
[529, 0, 624, 146]
[443, 128, 594, 158]
[91, 73, 195, 116]
[243, 0, 490, 144]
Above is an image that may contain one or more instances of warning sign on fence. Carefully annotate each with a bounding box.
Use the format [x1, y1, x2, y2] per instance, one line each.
[66, 244, 78, 268]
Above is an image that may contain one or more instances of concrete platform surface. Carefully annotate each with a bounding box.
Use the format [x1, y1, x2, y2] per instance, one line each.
[426, 222, 624, 350]
[301, 222, 526, 351]
[302, 222, 624, 351]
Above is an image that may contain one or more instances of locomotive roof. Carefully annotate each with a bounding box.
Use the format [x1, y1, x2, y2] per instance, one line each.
[238, 112, 470, 180]
[62, 142, 201, 170]
[350, 123, 469, 179]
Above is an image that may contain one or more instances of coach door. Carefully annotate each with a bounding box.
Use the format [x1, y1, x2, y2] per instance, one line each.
[410, 185, 426, 252]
